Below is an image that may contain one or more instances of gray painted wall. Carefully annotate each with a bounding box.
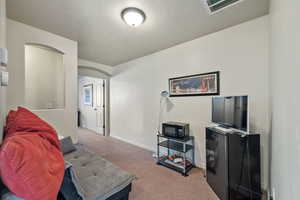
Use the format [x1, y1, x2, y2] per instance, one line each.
[0, 0, 7, 143]
[270, 0, 300, 199]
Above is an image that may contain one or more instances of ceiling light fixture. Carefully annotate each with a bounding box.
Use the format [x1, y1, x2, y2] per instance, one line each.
[121, 7, 146, 27]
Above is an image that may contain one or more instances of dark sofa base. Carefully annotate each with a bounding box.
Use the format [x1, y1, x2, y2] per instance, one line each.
[2, 175, 132, 200]
[107, 183, 131, 200]
[58, 183, 131, 200]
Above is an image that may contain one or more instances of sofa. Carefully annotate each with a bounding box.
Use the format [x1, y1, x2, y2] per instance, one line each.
[62, 143, 135, 200]
[0, 107, 135, 200]
[1, 145, 135, 200]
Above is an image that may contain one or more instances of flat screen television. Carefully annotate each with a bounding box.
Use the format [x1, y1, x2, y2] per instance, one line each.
[212, 96, 248, 132]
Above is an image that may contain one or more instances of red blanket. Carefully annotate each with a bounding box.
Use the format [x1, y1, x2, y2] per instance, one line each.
[0, 107, 65, 200]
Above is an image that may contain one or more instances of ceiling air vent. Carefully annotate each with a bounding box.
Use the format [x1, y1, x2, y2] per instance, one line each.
[203, 0, 244, 15]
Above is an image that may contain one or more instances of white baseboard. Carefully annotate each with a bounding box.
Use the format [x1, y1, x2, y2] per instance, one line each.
[110, 134, 156, 153]
[199, 162, 206, 170]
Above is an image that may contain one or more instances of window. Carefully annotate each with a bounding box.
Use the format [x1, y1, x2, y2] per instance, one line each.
[25, 44, 65, 110]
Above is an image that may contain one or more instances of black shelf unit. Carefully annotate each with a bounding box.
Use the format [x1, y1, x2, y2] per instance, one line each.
[156, 134, 195, 176]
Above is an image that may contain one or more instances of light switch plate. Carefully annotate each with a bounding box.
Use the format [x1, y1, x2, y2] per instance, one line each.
[0, 71, 9, 86]
[0, 48, 8, 66]
[272, 187, 276, 200]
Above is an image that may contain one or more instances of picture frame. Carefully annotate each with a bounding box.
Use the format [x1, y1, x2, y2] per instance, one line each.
[83, 84, 93, 106]
[169, 71, 220, 97]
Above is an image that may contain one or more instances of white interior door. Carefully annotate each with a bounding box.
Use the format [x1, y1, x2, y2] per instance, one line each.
[94, 81, 104, 135]
[79, 77, 104, 135]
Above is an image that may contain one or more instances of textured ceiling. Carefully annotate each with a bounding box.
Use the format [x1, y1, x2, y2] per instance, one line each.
[7, 0, 269, 66]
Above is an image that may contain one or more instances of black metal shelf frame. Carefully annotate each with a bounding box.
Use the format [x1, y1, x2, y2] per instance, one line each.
[156, 134, 195, 176]
[157, 157, 194, 175]
[158, 140, 193, 153]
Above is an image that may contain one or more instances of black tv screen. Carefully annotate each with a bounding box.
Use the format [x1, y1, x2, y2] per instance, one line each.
[212, 96, 248, 132]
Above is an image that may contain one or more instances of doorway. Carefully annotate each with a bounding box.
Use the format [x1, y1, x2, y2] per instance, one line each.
[78, 76, 106, 135]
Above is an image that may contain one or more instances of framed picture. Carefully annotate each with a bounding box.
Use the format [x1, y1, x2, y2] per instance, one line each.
[83, 84, 93, 106]
[169, 71, 220, 97]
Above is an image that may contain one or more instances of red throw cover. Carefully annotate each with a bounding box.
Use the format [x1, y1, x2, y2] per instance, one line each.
[4, 110, 17, 137]
[0, 107, 65, 200]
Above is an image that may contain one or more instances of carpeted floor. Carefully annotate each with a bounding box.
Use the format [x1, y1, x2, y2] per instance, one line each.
[78, 128, 219, 200]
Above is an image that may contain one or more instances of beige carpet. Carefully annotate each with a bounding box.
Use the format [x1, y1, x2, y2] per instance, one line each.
[78, 128, 218, 200]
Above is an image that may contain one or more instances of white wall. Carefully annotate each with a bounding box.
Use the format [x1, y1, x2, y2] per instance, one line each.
[78, 59, 114, 75]
[25, 45, 65, 110]
[110, 16, 269, 189]
[7, 19, 78, 142]
[270, 0, 300, 199]
[78, 67, 110, 80]
[0, 0, 6, 143]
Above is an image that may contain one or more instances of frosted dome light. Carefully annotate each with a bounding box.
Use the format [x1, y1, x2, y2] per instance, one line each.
[121, 7, 146, 27]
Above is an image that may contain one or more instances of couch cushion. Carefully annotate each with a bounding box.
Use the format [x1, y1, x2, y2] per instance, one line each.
[0, 107, 65, 200]
[60, 136, 77, 155]
[64, 146, 135, 200]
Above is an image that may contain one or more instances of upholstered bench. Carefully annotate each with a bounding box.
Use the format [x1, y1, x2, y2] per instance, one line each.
[64, 145, 135, 200]
[0, 145, 135, 200]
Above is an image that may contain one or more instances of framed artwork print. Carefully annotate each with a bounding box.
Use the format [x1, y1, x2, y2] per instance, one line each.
[169, 71, 220, 97]
[83, 84, 93, 106]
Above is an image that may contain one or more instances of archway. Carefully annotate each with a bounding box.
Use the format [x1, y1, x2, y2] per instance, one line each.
[78, 66, 111, 136]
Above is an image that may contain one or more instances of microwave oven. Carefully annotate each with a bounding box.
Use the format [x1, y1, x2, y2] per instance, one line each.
[162, 122, 190, 138]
